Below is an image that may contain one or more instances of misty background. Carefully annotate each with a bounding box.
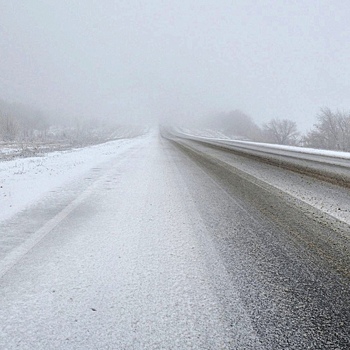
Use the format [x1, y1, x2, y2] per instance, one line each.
[1, 1, 350, 136]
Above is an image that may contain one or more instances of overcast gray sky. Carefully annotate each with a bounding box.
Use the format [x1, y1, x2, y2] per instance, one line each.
[1, 1, 350, 129]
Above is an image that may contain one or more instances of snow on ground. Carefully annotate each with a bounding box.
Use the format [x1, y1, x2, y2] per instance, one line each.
[0, 129, 261, 349]
[182, 140, 350, 227]
[0, 126, 148, 161]
[176, 127, 234, 140]
[0, 134, 148, 223]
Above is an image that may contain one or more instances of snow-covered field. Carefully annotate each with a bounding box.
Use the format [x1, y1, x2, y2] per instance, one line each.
[0, 126, 148, 161]
[0, 135, 146, 223]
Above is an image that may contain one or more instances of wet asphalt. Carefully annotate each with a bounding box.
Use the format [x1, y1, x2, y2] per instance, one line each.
[0, 134, 349, 349]
[171, 138, 350, 349]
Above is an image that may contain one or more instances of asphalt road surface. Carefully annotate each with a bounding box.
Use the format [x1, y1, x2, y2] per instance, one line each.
[0, 131, 349, 349]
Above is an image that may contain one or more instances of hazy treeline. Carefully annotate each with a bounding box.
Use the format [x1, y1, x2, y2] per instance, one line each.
[203, 108, 350, 152]
[2, 97, 350, 152]
[0, 99, 127, 146]
[202, 110, 262, 141]
[0, 99, 47, 142]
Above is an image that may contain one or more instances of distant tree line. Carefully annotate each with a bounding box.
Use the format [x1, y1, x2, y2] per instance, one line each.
[262, 108, 350, 151]
[0, 99, 48, 142]
[204, 108, 350, 152]
[0, 98, 124, 146]
[2, 97, 350, 152]
[204, 110, 262, 141]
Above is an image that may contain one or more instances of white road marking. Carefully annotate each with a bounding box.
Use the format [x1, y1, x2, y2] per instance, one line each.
[0, 170, 111, 279]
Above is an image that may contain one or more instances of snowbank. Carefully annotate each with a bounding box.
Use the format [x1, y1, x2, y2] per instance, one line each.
[0, 136, 144, 223]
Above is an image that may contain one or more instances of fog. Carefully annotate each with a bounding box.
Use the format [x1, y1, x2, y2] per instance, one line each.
[1, 1, 350, 130]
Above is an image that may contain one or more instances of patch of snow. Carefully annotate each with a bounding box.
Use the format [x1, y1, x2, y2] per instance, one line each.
[0, 134, 148, 223]
[176, 127, 233, 140]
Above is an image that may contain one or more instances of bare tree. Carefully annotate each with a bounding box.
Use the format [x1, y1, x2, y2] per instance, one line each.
[0, 115, 21, 141]
[263, 118, 299, 145]
[304, 108, 350, 151]
[0, 98, 52, 143]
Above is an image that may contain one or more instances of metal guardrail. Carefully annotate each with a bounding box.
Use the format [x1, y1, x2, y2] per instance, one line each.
[165, 128, 350, 186]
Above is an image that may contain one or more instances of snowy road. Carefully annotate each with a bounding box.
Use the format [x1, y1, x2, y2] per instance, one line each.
[0, 131, 349, 349]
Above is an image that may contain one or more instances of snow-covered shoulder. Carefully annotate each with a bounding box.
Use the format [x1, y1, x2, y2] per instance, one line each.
[0, 134, 149, 223]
